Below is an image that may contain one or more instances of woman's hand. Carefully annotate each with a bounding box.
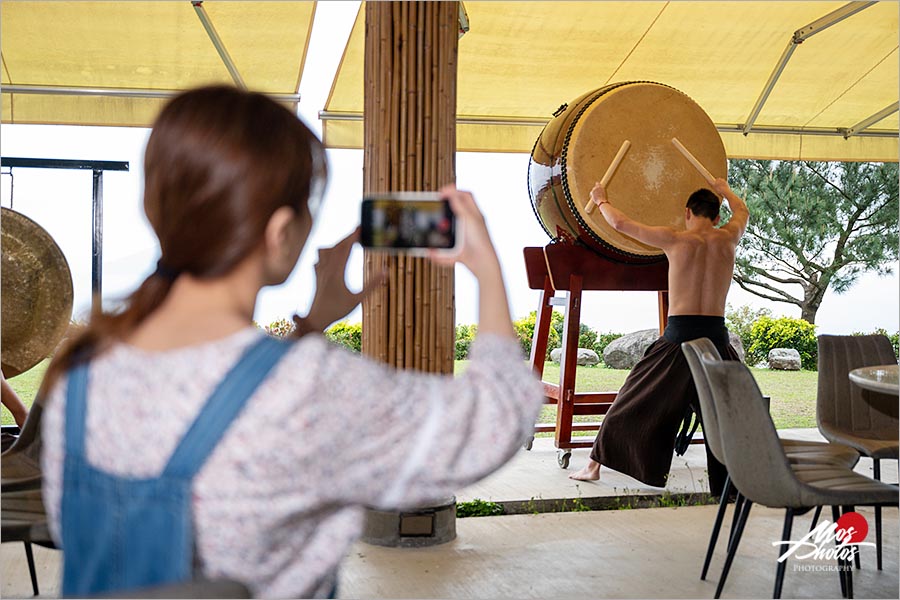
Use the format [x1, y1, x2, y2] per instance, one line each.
[428, 184, 514, 339]
[294, 228, 384, 337]
[428, 184, 502, 280]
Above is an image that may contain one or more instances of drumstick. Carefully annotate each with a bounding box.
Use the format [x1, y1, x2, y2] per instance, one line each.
[585, 140, 631, 214]
[671, 137, 716, 186]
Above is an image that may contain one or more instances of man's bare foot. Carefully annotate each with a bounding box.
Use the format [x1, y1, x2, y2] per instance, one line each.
[569, 459, 601, 481]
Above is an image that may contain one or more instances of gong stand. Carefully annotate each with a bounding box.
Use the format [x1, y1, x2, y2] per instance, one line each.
[1, 157, 130, 314]
[523, 242, 671, 469]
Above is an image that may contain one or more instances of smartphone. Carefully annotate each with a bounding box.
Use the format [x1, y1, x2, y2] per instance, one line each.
[360, 192, 457, 253]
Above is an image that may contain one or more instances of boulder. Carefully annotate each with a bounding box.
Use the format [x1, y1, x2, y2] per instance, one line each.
[768, 348, 801, 371]
[603, 329, 660, 369]
[602, 328, 746, 370]
[549, 347, 601, 367]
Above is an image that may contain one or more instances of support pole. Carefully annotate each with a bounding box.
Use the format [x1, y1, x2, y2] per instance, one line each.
[362, 1, 458, 374]
[91, 170, 103, 315]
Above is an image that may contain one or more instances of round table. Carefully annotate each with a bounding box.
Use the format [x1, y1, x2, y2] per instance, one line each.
[848, 364, 899, 395]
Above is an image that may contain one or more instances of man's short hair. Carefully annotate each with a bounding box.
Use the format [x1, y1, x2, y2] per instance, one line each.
[686, 188, 720, 220]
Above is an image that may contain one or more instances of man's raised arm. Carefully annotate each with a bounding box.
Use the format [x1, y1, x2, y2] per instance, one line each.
[713, 178, 749, 241]
[591, 182, 677, 249]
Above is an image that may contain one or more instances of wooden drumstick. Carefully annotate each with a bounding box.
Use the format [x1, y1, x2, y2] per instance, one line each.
[671, 137, 716, 186]
[585, 140, 631, 214]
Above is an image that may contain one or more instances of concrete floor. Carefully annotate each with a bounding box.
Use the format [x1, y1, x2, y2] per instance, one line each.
[458, 429, 896, 505]
[340, 505, 898, 599]
[3, 429, 897, 599]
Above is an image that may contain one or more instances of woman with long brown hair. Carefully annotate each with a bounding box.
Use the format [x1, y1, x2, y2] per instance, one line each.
[40, 86, 543, 598]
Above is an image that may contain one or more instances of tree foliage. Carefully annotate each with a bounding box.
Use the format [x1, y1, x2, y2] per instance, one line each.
[729, 160, 898, 323]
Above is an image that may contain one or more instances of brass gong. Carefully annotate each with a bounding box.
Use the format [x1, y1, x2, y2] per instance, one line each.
[1, 207, 74, 377]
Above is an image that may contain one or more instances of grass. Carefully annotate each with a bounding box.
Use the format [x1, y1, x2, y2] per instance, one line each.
[455, 360, 819, 432]
[3, 359, 817, 430]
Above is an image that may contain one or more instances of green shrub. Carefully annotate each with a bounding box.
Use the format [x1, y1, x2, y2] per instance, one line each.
[265, 318, 295, 338]
[747, 316, 817, 369]
[513, 311, 561, 360]
[578, 323, 598, 351]
[456, 498, 504, 518]
[325, 321, 362, 353]
[726, 303, 773, 355]
[852, 328, 900, 360]
[455, 324, 479, 359]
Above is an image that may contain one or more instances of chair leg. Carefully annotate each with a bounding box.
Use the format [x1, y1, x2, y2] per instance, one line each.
[844, 505, 861, 570]
[23, 541, 39, 596]
[715, 499, 753, 599]
[701, 476, 732, 580]
[773, 508, 794, 599]
[808, 505, 822, 532]
[873, 459, 883, 571]
[728, 492, 745, 553]
[832, 506, 847, 598]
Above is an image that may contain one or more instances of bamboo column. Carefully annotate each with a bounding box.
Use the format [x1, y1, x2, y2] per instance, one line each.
[362, 1, 457, 374]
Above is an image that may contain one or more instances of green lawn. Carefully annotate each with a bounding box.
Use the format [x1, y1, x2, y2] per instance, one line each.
[4, 359, 818, 431]
[455, 360, 819, 432]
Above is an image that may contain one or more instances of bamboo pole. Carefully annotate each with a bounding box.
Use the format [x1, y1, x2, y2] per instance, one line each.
[363, 1, 456, 373]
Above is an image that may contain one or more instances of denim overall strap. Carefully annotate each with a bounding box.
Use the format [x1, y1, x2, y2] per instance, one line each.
[162, 335, 291, 480]
[64, 362, 91, 459]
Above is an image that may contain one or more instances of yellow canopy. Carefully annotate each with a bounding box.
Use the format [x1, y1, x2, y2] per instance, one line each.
[323, 1, 899, 161]
[1, 1, 316, 127]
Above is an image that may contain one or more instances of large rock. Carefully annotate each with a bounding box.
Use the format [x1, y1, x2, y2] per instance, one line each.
[550, 347, 601, 367]
[603, 329, 661, 369]
[602, 328, 746, 369]
[768, 348, 801, 370]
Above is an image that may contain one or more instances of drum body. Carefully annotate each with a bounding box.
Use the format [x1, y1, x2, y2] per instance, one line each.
[1, 207, 74, 377]
[528, 81, 727, 263]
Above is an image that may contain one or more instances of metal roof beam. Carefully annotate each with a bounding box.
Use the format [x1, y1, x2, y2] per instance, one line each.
[191, 0, 247, 90]
[318, 111, 896, 138]
[2, 84, 300, 103]
[843, 103, 899, 138]
[741, 1, 877, 135]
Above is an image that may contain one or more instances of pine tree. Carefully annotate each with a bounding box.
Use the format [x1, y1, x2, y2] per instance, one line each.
[728, 160, 898, 324]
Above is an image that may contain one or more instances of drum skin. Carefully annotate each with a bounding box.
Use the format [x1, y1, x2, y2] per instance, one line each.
[1, 207, 74, 377]
[528, 81, 727, 263]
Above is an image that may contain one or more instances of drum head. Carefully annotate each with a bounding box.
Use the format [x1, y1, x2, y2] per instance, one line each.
[1, 207, 74, 377]
[565, 82, 727, 257]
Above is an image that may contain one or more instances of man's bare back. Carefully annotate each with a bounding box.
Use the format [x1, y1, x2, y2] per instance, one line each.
[590, 177, 749, 317]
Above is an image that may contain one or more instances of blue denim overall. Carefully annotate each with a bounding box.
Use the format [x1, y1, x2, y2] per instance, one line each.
[61, 336, 290, 596]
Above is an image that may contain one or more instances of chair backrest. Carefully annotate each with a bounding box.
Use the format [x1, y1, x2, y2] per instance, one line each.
[817, 334, 898, 435]
[701, 357, 800, 507]
[681, 338, 725, 463]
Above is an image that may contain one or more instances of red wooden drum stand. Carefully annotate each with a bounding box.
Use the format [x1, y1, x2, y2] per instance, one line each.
[523, 243, 670, 468]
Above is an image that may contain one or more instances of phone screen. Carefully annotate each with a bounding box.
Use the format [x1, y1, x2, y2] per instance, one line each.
[361, 195, 456, 251]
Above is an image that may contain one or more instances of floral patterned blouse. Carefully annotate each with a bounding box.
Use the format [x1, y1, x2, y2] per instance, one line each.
[42, 328, 543, 598]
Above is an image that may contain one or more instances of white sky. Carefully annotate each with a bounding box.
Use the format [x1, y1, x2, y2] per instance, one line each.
[1, 1, 897, 336]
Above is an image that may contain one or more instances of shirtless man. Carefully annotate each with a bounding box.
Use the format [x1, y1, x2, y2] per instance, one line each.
[569, 177, 749, 496]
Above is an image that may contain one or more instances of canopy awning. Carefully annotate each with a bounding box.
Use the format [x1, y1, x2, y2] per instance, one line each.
[1, 1, 316, 127]
[322, 1, 899, 161]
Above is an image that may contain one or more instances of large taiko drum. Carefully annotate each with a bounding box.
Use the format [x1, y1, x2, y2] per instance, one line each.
[528, 81, 727, 263]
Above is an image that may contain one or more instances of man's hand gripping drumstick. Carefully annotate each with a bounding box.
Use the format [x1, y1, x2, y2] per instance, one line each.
[584, 140, 631, 214]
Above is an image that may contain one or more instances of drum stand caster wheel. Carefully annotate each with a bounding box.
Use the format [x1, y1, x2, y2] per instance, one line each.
[557, 449, 572, 469]
[524, 436, 534, 451]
